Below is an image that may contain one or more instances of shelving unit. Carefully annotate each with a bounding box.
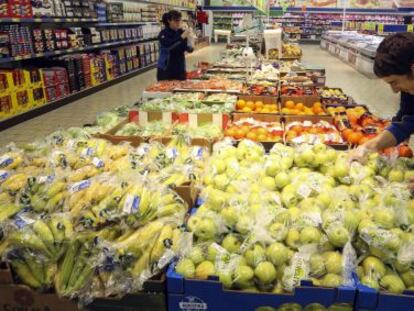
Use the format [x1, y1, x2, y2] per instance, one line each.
[0, 0, 196, 129]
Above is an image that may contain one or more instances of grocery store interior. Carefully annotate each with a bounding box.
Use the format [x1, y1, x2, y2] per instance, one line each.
[3, 0, 414, 310]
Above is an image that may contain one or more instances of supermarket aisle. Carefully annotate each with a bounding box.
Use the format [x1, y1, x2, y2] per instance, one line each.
[301, 44, 399, 119]
[0, 44, 225, 146]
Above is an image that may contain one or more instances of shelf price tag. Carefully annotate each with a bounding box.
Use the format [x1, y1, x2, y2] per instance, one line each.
[408, 25, 413, 32]
[378, 23, 384, 34]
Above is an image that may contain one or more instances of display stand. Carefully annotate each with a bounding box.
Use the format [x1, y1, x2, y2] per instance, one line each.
[264, 28, 282, 59]
[214, 29, 232, 43]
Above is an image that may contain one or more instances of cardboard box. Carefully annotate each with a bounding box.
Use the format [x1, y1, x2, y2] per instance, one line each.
[280, 95, 322, 108]
[237, 95, 279, 106]
[0, 284, 78, 311]
[95, 119, 147, 147]
[232, 112, 282, 122]
[174, 182, 199, 209]
[0, 262, 13, 284]
[167, 264, 356, 311]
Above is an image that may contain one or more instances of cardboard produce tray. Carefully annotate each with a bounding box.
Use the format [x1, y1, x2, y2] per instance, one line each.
[280, 95, 326, 116]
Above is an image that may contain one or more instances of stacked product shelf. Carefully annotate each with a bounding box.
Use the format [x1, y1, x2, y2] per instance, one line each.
[0, 0, 196, 129]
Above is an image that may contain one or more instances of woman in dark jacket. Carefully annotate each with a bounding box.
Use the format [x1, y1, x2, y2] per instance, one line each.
[157, 10, 194, 81]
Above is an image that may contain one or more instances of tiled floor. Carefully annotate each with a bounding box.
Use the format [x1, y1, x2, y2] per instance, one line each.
[0, 43, 400, 146]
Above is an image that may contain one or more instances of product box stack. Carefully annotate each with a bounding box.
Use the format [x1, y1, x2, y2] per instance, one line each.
[24, 68, 45, 107]
[90, 54, 106, 86]
[114, 46, 127, 75]
[95, 2, 106, 22]
[106, 2, 123, 22]
[41, 67, 70, 102]
[2, 25, 34, 57]
[0, 0, 33, 18]
[81, 53, 92, 88]
[102, 50, 117, 80]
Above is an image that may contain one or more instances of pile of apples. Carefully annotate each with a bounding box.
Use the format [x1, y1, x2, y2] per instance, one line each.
[281, 100, 326, 115]
[174, 140, 414, 295]
[224, 118, 283, 142]
[285, 120, 344, 144]
[236, 99, 279, 113]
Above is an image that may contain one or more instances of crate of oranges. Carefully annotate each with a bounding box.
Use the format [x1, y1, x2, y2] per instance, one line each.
[235, 96, 279, 114]
[280, 96, 325, 116]
[224, 116, 283, 144]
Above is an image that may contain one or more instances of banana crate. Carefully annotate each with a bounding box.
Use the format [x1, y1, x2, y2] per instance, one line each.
[167, 264, 356, 311]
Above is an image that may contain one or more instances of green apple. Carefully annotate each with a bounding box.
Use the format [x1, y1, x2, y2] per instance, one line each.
[220, 207, 238, 227]
[333, 160, 349, 178]
[187, 216, 201, 232]
[314, 152, 329, 167]
[323, 251, 343, 274]
[402, 270, 414, 287]
[203, 174, 214, 186]
[361, 276, 380, 290]
[301, 149, 316, 164]
[395, 259, 411, 273]
[207, 244, 219, 262]
[300, 226, 322, 244]
[309, 254, 326, 277]
[212, 159, 226, 174]
[358, 219, 376, 233]
[326, 149, 337, 162]
[175, 258, 195, 278]
[322, 273, 342, 288]
[188, 246, 205, 265]
[244, 244, 266, 268]
[362, 256, 386, 279]
[275, 171, 290, 189]
[236, 215, 251, 234]
[388, 169, 404, 182]
[249, 203, 262, 215]
[194, 218, 217, 241]
[285, 228, 300, 250]
[404, 170, 414, 181]
[195, 261, 216, 279]
[327, 225, 349, 247]
[266, 242, 289, 266]
[222, 234, 241, 253]
[373, 208, 395, 229]
[262, 176, 277, 191]
[268, 223, 288, 241]
[344, 210, 360, 232]
[281, 157, 294, 170]
[316, 192, 331, 209]
[255, 261, 277, 284]
[265, 162, 281, 177]
[319, 165, 329, 174]
[218, 270, 233, 288]
[213, 174, 229, 191]
[234, 265, 254, 288]
[294, 153, 307, 168]
[380, 274, 406, 294]
[313, 143, 328, 154]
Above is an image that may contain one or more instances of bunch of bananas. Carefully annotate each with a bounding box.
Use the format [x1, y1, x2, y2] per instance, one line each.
[0, 133, 201, 301]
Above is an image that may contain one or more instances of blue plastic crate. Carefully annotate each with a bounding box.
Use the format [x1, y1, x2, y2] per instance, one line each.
[167, 263, 356, 311]
[356, 277, 414, 310]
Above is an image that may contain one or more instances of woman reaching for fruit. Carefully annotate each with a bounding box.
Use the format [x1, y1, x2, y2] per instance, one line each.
[350, 33, 414, 182]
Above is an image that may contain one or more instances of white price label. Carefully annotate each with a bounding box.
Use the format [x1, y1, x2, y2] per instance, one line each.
[297, 184, 312, 198]
[0, 170, 9, 182]
[38, 175, 55, 184]
[122, 194, 140, 214]
[0, 155, 13, 168]
[70, 180, 91, 193]
[92, 157, 104, 168]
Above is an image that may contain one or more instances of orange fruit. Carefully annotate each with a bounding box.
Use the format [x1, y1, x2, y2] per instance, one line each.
[285, 100, 295, 109]
[236, 100, 246, 110]
[255, 101, 264, 109]
[257, 127, 268, 135]
[234, 128, 245, 139]
[246, 101, 255, 109]
[242, 106, 252, 112]
[255, 107, 263, 113]
[295, 103, 305, 111]
[257, 134, 267, 141]
[342, 129, 354, 141]
[313, 102, 322, 108]
[246, 131, 258, 141]
[261, 108, 270, 113]
[270, 104, 278, 110]
[348, 132, 364, 145]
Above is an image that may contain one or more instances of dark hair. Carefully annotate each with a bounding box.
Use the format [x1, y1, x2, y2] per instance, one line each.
[374, 33, 414, 77]
[161, 10, 182, 27]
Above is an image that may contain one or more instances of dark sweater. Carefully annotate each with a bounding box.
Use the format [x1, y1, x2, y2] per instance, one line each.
[387, 92, 414, 144]
[157, 27, 193, 81]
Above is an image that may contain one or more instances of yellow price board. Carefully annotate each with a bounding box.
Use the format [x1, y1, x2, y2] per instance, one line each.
[378, 23, 384, 33]
[408, 24, 413, 32]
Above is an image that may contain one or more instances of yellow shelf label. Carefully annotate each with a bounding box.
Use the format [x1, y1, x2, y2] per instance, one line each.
[378, 23, 384, 33]
[11, 18, 20, 22]
[408, 25, 414, 32]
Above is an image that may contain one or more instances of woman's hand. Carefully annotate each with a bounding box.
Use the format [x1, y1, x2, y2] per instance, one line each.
[181, 29, 190, 39]
[348, 140, 378, 163]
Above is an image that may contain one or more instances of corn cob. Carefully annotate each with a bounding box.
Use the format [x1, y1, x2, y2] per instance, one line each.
[23, 253, 45, 285]
[130, 252, 150, 277]
[8, 231, 52, 257]
[1, 174, 27, 192]
[46, 191, 67, 212]
[67, 262, 94, 294]
[46, 181, 66, 199]
[44, 262, 57, 285]
[66, 245, 88, 290]
[30, 194, 46, 212]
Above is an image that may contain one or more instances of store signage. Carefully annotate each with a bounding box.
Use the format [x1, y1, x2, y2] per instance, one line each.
[179, 296, 208, 311]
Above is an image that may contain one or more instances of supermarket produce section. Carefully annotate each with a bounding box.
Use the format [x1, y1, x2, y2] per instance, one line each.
[1, 45, 414, 311]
